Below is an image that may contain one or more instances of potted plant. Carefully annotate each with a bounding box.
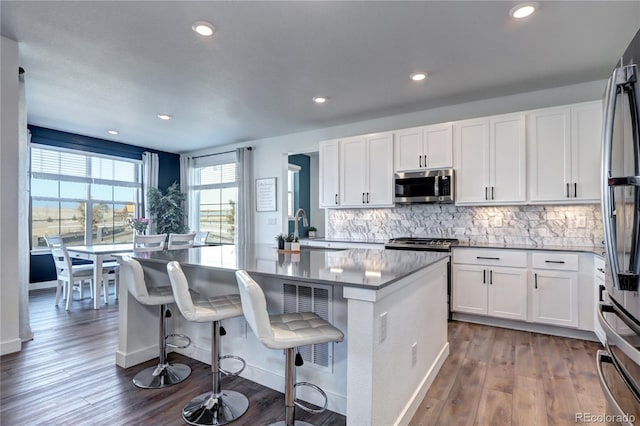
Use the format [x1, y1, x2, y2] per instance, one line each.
[147, 182, 189, 236]
[275, 233, 286, 250]
[284, 234, 294, 251]
[307, 226, 317, 238]
[128, 217, 153, 235]
[290, 235, 301, 252]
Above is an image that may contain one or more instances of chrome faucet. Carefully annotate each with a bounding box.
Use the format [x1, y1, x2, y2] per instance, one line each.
[293, 208, 309, 242]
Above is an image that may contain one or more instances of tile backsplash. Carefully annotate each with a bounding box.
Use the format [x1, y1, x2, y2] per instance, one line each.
[327, 204, 603, 247]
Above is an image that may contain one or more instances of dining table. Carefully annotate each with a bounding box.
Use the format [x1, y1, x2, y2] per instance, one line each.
[65, 243, 134, 309]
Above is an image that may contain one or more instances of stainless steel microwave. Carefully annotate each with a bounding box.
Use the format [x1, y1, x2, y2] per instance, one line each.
[394, 169, 455, 204]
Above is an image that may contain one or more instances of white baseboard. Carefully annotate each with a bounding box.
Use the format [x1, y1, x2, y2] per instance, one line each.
[452, 313, 599, 341]
[395, 341, 450, 426]
[0, 338, 22, 355]
[29, 280, 57, 291]
[115, 345, 157, 368]
[176, 344, 347, 416]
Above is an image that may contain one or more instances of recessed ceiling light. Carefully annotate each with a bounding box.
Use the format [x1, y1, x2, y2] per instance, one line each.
[313, 97, 327, 104]
[410, 72, 428, 81]
[157, 114, 172, 120]
[509, 2, 538, 19]
[192, 21, 216, 37]
[107, 130, 119, 135]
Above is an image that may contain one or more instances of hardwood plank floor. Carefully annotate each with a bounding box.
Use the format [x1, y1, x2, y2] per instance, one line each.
[2, 291, 612, 425]
[1, 289, 345, 426]
[411, 321, 611, 426]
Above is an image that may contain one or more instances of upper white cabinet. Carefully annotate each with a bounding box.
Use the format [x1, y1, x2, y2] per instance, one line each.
[320, 133, 394, 209]
[394, 123, 453, 172]
[454, 113, 526, 205]
[319, 139, 340, 208]
[528, 100, 602, 203]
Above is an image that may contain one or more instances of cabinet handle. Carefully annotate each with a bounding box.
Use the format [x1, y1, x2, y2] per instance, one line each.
[491, 186, 494, 200]
[544, 260, 565, 264]
[490, 270, 493, 285]
[534, 273, 538, 289]
[574, 182, 577, 198]
[367, 192, 370, 203]
[419, 155, 422, 168]
[483, 269, 486, 284]
[362, 192, 365, 203]
[597, 267, 605, 274]
[335, 194, 338, 205]
[566, 183, 570, 198]
[485, 187, 488, 200]
[476, 256, 500, 260]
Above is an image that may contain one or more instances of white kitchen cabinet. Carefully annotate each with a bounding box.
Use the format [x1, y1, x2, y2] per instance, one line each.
[394, 123, 452, 171]
[319, 139, 340, 208]
[531, 269, 579, 328]
[340, 133, 394, 208]
[452, 249, 527, 321]
[528, 100, 602, 203]
[454, 113, 526, 205]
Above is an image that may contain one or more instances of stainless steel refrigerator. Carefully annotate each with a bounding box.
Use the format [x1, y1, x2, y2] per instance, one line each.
[599, 27, 640, 425]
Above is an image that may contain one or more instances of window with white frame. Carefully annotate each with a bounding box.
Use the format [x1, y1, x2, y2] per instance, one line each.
[30, 145, 142, 249]
[190, 152, 238, 245]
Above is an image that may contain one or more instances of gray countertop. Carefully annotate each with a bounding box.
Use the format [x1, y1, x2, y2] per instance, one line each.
[130, 244, 449, 289]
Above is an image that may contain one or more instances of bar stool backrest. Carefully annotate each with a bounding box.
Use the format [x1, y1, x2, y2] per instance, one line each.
[167, 232, 196, 250]
[133, 234, 167, 251]
[235, 270, 276, 348]
[166, 261, 198, 321]
[118, 256, 151, 304]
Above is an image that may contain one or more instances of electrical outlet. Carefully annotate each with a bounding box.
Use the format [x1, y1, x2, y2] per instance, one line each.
[379, 312, 387, 343]
[576, 216, 586, 228]
[412, 342, 418, 367]
[493, 216, 503, 227]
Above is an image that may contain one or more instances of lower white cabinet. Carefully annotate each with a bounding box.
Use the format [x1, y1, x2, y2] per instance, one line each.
[531, 269, 579, 328]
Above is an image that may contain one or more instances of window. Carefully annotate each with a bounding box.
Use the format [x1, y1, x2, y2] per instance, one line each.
[287, 164, 301, 219]
[191, 153, 238, 245]
[30, 145, 142, 249]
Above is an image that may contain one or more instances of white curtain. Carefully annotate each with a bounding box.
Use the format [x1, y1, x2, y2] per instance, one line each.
[18, 68, 33, 342]
[142, 151, 159, 233]
[236, 147, 253, 259]
[180, 154, 195, 231]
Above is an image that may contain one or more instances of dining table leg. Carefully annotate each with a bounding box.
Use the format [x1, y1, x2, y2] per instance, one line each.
[93, 254, 102, 310]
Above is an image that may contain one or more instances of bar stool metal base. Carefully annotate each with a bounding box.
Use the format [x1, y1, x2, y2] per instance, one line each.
[132, 362, 191, 389]
[182, 390, 249, 426]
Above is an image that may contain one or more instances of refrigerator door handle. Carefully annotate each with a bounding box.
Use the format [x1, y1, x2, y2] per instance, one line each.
[598, 302, 640, 365]
[596, 350, 638, 426]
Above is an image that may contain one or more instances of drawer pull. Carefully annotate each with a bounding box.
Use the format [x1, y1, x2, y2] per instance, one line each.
[544, 260, 565, 264]
[476, 256, 500, 260]
[597, 267, 605, 274]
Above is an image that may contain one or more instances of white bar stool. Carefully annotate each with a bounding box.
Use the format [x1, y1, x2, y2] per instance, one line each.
[167, 261, 249, 426]
[235, 270, 344, 426]
[119, 256, 191, 388]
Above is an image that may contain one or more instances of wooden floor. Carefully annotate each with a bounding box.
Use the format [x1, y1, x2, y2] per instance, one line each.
[1, 289, 345, 426]
[410, 321, 610, 426]
[2, 290, 610, 426]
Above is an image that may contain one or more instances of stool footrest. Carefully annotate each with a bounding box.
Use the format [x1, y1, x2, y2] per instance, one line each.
[219, 354, 246, 376]
[166, 333, 191, 349]
[293, 382, 328, 414]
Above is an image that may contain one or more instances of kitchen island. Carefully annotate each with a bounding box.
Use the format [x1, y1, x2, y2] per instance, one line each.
[117, 244, 449, 425]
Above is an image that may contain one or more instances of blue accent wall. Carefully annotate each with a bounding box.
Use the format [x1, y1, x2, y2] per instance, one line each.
[288, 154, 311, 237]
[29, 126, 181, 282]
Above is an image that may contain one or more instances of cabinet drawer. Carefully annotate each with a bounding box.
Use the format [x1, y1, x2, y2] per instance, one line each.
[453, 248, 526, 268]
[531, 252, 578, 271]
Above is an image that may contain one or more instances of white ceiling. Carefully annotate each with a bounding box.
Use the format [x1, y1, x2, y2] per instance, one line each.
[1, 1, 639, 154]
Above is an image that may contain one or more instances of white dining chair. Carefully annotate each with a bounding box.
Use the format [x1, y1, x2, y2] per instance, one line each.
[167, 232, 196, 250]
[133, 234, 167, 251]
[50, 245, 98, 310]
[194, 231, 209, 246]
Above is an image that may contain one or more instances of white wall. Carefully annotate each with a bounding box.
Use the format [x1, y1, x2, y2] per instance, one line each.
[187, 79, 606, 244]
[1, 36, 22, 355]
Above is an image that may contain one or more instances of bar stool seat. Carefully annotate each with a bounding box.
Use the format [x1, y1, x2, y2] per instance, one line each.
[119, 256, 191, 389]
[167, 261, 249, 426]
[235, 270, 344, 426]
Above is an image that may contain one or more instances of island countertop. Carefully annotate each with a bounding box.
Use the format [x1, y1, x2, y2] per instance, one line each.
[129, 244, 449, 289]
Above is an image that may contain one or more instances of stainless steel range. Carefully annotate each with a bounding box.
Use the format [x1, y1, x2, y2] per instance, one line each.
[385, 237, 458, 320]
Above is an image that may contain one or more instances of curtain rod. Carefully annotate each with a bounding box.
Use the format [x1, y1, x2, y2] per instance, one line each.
[192, 146, 252, 159]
